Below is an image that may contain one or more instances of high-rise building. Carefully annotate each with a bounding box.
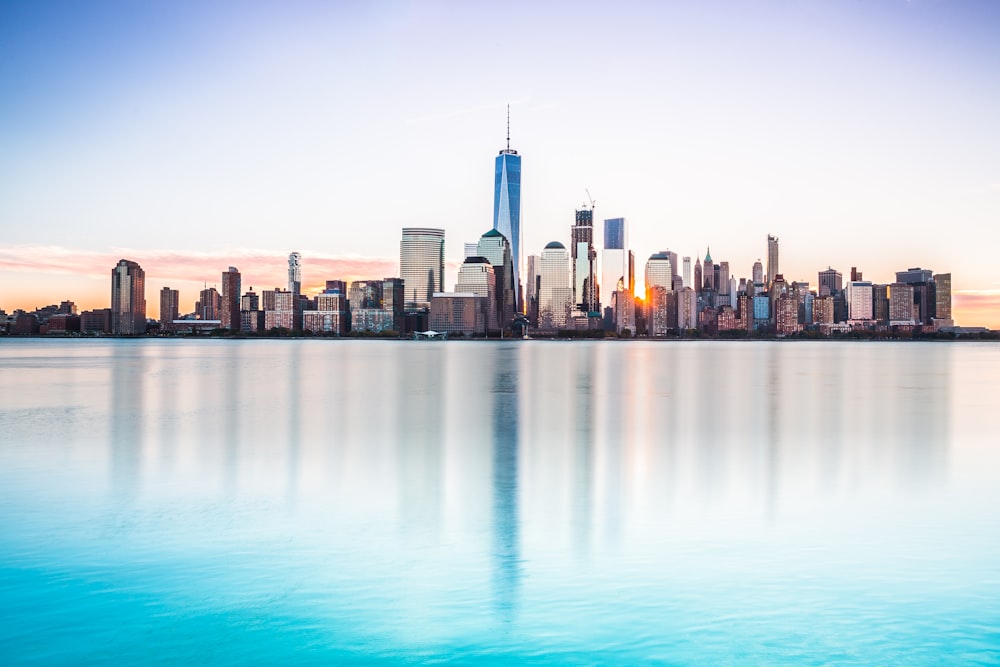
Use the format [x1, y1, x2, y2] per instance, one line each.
[571, 208, 597, 312]
[493, 112, 522, 311]
[933, 273, 952, 322]
[682, 257, 692, 288]
[539, 241, 572, 329]
[644, 252, 673, 295]
[677, 287, 698, 330]
[197, 287, 221, 321]
[382, 278, 405, 333]
[455, 257, 498, 330]
[400, 227, 445, 309]
[766, 234, 779, 287]
[463, 242, 479, 259]
[752, 260, 764, 285]
[111, 259, 146, 335]
[159, 287, 179, 327]
[818, 267, 843, 296]
[703, 248, 714, 291]
[601, 218, 630, 315]
[241, 288, 264, 332]
[889, 283, 916, 324]
[845, 281, 874, 321]
[525, 254, 540, 325]
[895, 267, 933, 285]
[221, 266, 241, 330]
[288, 252, 302, 297]
[477, 228, 515, 328]
[694, 258, 703, 295]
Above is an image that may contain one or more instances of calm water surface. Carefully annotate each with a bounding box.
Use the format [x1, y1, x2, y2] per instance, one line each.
[1, 339, 998, 664]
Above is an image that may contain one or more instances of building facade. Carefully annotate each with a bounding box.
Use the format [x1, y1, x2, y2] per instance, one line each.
[111, 259, 146, 335]
[400, 227, 445, 309]
[539, 241, 572, 330]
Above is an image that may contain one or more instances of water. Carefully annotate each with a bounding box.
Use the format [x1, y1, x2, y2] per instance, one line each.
[1, 338, 998, 664]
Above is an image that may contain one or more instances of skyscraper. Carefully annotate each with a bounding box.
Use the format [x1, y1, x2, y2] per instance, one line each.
[476, 229, 515, 329]
[400, 227, 445, 309]
[601, 218, 629, 311]
[766, 234, 779, 287]
[644, 252, 673, 294]
[934, 273, 952, 322]
[539, 241, 572, 329]
[682, 256, 692, 288]
[159, 287, 179, 327]
[111, 259, 146, 335]
[571, 208, 597, 312]
[288, 252, 302, 297]
[703, 248, 714, 291]
[221, 266, 241, 330]
[493, 110, 522, 311]
[818, 267, 843, 296]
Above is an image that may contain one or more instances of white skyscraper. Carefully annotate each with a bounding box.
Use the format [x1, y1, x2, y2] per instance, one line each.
[288, 252, 302, 297]
[400, 228, 445, 309]
[539, 242, 572, 329]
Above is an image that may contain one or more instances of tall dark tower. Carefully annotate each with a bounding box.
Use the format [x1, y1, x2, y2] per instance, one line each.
[571, 208, 597, 312]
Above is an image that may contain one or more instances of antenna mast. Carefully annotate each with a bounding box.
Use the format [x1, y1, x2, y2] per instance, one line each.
[506, 104, 510, 150]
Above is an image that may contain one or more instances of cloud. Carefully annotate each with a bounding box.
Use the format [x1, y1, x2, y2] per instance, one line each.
[0, 245, 397, 296]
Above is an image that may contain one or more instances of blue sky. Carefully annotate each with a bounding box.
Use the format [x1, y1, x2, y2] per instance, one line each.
[1, 1, 998, 323]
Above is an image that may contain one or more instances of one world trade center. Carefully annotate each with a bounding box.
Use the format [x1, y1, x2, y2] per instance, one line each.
[493, 109, 522, 312]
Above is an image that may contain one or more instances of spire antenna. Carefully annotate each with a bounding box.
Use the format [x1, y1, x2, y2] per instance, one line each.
[506, 103, 510, 150]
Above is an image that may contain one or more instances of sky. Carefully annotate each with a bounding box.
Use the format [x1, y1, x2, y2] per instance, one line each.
[1, 0, 999, 325]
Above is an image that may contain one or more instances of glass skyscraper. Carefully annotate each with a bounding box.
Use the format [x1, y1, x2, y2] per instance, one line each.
[493, 143, 521, 311]
[400, 227, 445, 309]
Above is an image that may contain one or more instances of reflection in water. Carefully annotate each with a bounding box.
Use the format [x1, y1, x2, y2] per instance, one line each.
[110, 342, 146, 501]
[0, 339, 993, 664]
[490, 344, 521, 623]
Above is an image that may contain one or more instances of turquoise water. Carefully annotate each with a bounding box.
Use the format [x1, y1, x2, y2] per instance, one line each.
[1, 339, 998, 664]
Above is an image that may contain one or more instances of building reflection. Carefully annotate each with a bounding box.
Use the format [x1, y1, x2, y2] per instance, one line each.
[491, 343, 521, 623]
[109, 342, 147, 500]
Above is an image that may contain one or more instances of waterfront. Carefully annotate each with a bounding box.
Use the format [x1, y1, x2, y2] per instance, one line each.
[1, 339, 998, 664]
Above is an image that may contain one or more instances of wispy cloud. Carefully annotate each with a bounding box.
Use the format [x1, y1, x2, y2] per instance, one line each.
[0, 245, 397, 294]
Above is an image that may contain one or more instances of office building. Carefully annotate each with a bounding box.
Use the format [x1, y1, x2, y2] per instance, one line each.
[889, 283, 916, 325]
[221, 266, 241, 330]
[644, 252, 674, 294]
[571, 208, 598, 312]
[111, 259, 146, 335]
[766, 234, 779, 287]
[400, 227, 445, 309]
[895, 267, 933, 285]
[476, 228, 515, 328]
[430, 293, 488, 335]
[539, 241, 572, 329]
[455, 257, 498, 330]
[703, 248, 714, 291]
[752, 260, 764, 285]
[818, 267, 843, 296]
[682, 256, 692, 288]
[845, 281, 874, 321]
[382, 278, 405, 332]
[694, 258, 703, 295]
[493, 114, 522, 310]
[933, 273, 952, 322]
[525, 254, 540, 325]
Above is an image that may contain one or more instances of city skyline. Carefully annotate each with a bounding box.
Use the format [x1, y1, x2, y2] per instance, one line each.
[1, 1, 998, 326]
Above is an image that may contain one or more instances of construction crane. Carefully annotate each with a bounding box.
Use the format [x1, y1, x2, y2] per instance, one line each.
[585, 189, 596, 211]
